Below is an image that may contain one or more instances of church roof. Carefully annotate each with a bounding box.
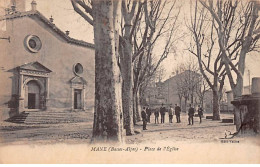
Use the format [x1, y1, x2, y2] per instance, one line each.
[0, 10, 95, 49]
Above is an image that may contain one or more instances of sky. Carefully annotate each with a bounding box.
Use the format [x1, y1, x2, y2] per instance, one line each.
[0, 0, 259, 91]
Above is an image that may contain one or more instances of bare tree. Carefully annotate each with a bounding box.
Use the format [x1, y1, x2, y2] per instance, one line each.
[119, 0, 141, 136]
[200, 0, 260, 98]
[132, 0, 181, 123]
[174, 64, 187, 111]
[71, 0, 124, 143]
[138, 67, 162, 106]
[71, 0, 139, 137]
[199, 0, 260, 127]
[187, 0, 226, 120]
[173, 61, 201, 112]
[195, 75, 211, 108]
[71, 0, 180, 134]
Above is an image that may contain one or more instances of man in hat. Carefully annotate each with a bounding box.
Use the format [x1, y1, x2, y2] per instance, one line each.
[154, 108, 159, 124]
[146, 105, 152, 123]
[141, 107, 148, 130]
[160, 103, 166, 123]
[175, 104, 181, 123]
[168, 105, 174, 123]
[188, 104, 195, 125]
[197, 105, 203, 123]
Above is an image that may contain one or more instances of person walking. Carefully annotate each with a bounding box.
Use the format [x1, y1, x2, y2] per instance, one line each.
[188, 104, 195, 125]
[141, 107, 148, 130]
[154, 108, 159, 124]
[197, 105, 203, 123]
[160, 103, 166, 123]
[168, 105, 174, 123]
[175, 104, 181, 123]
[146, 105, 152, 123]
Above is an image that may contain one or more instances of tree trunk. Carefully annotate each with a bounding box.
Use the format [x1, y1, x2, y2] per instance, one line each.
[212, 90, 220, 120]
[133, 91, 136, 125]
[201, 98, 204, 109]
[178, 95, 182, 108]
[136, 89, 141, 121]
[121, 38, 135, 135]
[92, 0, 124, 143]
[133, 87, 141, 124]
[184, 98, 188, 113]
[190, 92, 194, 104]
[233, 78, 244, 130]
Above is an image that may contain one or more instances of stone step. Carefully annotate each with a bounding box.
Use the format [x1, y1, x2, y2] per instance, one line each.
[25, 114, 88, 116]
[24, 120, 87, 124]
[24, 118, 86, 122]
[6, 110, 92, 124]
[24, 119, 88, 123]
[23, 115, 88, 118]
[25, 112, 88, 115]
[25, 114, 89, 117]
[25, 112, 89, 115]
[9, 121, 24, 124]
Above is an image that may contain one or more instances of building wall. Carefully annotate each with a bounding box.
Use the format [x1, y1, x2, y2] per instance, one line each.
[226, 86, 251, 112]
[143, 71, 213, 112]
[0, 15, 95, 120]
[161, 77, 180, 106]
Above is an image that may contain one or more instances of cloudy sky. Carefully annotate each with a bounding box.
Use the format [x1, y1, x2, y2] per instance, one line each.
[1, 0, 259, 91]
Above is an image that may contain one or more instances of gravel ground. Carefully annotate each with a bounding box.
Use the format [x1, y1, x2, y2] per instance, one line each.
[0, 113, 245, 145]
[126, 113, 237, 145]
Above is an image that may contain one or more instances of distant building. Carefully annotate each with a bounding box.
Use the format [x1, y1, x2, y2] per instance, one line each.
[143, 70, 213, 112]
[144, 81, 166, 106]
[0, 1, 95, 120]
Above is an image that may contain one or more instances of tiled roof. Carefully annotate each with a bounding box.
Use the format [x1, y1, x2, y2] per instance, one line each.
[0, 10, 95, 49]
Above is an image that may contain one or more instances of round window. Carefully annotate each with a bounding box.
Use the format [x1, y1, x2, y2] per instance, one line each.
[24, 35, 42, 53]
[29, 39, 37, 48]
[73, 63, 84, 75]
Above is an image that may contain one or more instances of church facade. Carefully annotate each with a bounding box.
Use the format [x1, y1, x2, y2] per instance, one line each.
[0, 1, 95, 120]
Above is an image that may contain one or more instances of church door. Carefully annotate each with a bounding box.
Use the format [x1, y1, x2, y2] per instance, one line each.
[26, 80, 40, 109]
[74, 89, 82, 109]
[28, 93, 36, 109]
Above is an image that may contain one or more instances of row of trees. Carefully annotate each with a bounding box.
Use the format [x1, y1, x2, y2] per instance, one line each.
[71, 0, 180, 142]
[187, 0, 260, 121]
[70, 0, 260, 142]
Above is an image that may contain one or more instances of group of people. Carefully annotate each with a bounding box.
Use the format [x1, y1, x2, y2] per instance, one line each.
[141, 103, 204, 130]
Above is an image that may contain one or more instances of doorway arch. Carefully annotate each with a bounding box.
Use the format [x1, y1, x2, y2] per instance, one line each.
[24, 80, 43, 109]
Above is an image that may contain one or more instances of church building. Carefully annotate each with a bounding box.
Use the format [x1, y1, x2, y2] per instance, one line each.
[0, 0, 95, 121]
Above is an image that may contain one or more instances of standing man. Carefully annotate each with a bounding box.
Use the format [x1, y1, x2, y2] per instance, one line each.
[160, 103, 166, 123]
[188, 104, 195, 125]
[168, 105, 174, 123]
[154, 107, 159, 124]
[141, 107, 148, 130]
[197, 105, 203, 123]
[175, 104, 181, 123]
[146, 105, 152, 123]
